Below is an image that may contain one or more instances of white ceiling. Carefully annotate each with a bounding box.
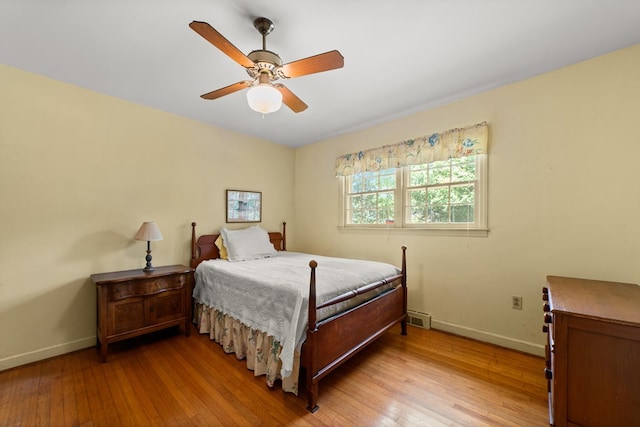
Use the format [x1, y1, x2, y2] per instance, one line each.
[2, 1, 640, 147]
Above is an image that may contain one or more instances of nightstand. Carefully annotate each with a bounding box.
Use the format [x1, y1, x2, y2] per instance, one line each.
[90, 264, 194, 362]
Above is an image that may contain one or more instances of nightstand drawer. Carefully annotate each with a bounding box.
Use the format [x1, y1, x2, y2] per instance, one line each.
[107, 274, 186, 300]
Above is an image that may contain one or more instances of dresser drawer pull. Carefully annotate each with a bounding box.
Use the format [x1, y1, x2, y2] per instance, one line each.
[543, 303, 550, 312]
[544, 313, 553, 324]
[544, 368, 553, 380]
[542, 325, 549, 333]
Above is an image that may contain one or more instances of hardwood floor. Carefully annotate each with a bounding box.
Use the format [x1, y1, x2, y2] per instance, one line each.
[0, 325, 548, 426]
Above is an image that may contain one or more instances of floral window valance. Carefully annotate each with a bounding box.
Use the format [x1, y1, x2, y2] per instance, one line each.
[335, 122, 489, 177]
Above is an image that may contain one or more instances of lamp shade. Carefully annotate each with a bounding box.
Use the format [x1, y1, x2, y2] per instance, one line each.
[246, 84, 282, 114]
[134, 222, 163, 241]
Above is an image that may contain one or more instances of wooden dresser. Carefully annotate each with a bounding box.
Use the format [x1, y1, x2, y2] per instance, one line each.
[542, 276, 640, 426]
[90, 264, 194, 362]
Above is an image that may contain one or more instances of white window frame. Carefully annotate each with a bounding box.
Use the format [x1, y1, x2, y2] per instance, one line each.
[339, 154, 488, 236]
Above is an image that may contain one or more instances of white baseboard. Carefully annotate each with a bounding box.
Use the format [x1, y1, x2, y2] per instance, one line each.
[0, 336, 96, 371]
[431, 319, 545, 357]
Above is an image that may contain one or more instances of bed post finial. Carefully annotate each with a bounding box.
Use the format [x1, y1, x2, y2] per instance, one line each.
[191, 222, 197, 262]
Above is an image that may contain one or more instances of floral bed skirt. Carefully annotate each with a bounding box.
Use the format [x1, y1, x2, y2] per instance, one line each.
[193, 302, 300, 394]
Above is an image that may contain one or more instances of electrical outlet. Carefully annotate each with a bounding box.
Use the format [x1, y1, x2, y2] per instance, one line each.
[512, 296, 523, 310]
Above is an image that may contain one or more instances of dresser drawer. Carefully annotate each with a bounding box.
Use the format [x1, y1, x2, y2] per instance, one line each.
[107, 274, 186, 300]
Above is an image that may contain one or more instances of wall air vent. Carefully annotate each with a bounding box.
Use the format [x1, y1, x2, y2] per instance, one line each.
[407, 310, 431, 329]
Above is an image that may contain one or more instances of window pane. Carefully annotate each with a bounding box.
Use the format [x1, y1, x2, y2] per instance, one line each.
[345, 169, 397, 225]
[350, 176, 362, 193]
[363, 194, 377, 208]
[363, 209, 377, 223]
[378, 192, 394, 206]
[409, 166, 427, 186]
[428, 164, 451, 184]
[409, 207, 427, 223]
[451, 204, 474, 222]
[427, 187, 449, 205]
[450, 185, 474, 203]
[428, 205, 449, 223]
[364, 176, 378, 191]
[452, 161, 476, 182]
[347, 209, 360, 224]
[410, 171, 426, 186]
[379, 208, 394, 222]
[402, 155, 481, 226]
[348, 195, 361, 209]
[380, 170, 396, 190]
[430, 160, 450, 168]
[450, 157, 471, 165]
[408, 189, 426, 206]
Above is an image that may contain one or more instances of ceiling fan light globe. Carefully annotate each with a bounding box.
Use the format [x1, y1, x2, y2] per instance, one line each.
[247, 85, 282, 114]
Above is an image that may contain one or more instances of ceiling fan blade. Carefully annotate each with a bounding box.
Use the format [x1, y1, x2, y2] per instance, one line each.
[201, 81, 253, 100]
[279, 50, 344, 79]
[274, 84, 308, 113]
[189, 21, 255, 68]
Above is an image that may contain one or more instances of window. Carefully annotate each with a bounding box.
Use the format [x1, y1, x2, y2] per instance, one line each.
[345, 169, 397, 224]
[342, 154, 487, 231]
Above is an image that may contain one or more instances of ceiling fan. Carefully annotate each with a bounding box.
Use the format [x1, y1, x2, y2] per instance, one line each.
[189, 17, 344, 114]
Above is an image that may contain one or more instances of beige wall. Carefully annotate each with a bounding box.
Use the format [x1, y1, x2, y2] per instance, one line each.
[0, 65, 295, 369]
[2, 43, 639, 368]
[294, 43, 640, 354]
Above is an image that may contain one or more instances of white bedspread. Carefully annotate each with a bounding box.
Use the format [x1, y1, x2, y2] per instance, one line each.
[193, 251, 401, 377]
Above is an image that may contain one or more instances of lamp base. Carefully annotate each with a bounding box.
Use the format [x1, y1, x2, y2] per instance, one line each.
[143, 248, 154, 272]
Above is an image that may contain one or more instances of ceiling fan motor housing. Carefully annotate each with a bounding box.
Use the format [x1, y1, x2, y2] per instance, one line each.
[247, 50, 283, 80]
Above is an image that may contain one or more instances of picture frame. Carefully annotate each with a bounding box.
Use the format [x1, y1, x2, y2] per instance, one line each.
[226, 190, 262, 223]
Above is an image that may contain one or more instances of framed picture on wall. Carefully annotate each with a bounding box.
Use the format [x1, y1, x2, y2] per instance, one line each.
[226, 190, 262, 223]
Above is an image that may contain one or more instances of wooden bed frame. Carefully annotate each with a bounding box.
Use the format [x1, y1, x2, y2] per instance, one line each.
[190, 221, 407, 412]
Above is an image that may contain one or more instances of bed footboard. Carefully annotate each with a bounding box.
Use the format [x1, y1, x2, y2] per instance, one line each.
[303, 246, 407, 412]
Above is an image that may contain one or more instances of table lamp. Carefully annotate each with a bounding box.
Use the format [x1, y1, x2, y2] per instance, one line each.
[134, 221, 163, 271]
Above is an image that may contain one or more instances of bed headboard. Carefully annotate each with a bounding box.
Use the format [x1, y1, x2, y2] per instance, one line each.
[190, 221, 286, 268]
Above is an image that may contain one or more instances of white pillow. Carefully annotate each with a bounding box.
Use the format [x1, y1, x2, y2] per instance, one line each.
[219, 225, 277, 262]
